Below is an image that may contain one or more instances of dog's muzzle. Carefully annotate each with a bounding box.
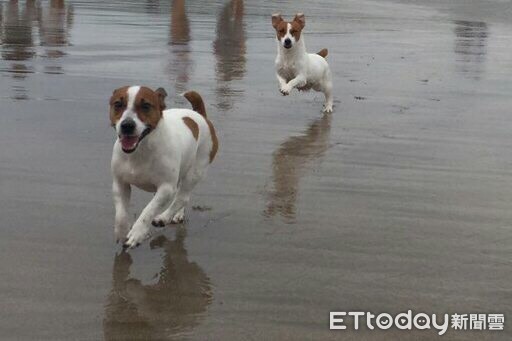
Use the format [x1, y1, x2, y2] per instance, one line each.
[284, 38, 292, 49]
[118, 121, 152, 154]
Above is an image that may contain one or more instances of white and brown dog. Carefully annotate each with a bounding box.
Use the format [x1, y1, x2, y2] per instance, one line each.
[272, 13, 333, 113]
[109, 86, 218, 248]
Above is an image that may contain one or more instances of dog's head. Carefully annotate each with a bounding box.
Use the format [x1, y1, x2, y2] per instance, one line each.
[271, 13, 305, 50]
[109, 86, 167, 153]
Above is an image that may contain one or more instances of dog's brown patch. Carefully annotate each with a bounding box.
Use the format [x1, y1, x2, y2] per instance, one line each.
[109, 86, 130, 126]
[133, 86, 167, 129]
[317, 48, 328, 58]
[182, 117, 199, 140]
[289, 22, 302, 41]
[275, 21, 288, 40]
[290, 13, 305, 41]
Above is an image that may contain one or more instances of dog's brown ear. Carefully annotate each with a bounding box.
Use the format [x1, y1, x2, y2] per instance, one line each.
[272, 13, 283, 28]
[294, 13, 305, 29]
[155, 87, 167, 111]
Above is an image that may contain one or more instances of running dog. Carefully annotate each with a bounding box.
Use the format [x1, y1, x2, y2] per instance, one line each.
[272, 13, 333, 112]
[109, 86, 218, 248]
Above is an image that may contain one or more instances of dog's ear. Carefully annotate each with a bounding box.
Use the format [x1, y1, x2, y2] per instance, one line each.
[294, 13, 305, 29]
[155, 87, 167, 111]
[272, 13, 283, 29]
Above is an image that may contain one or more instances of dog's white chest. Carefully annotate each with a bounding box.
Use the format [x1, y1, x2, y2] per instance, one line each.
[114, 158, 158, 192]
[277, 62, 299, 82]
[123, 172, 157, 192]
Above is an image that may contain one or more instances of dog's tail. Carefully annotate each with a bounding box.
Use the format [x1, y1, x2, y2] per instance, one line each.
[183, 90, 218, 163]
[317, 48, 328, 58]
[183, 90, 207, 118]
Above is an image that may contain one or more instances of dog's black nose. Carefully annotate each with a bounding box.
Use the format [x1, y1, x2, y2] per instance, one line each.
[120, 118, 136, 135]
[284, 38, 292, 47]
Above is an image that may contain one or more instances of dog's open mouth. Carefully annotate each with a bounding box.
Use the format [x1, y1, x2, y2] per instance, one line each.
[119, 127, 151, 153]
[120, 135, 139, 153]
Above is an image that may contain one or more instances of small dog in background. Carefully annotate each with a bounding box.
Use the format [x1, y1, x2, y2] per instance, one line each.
[109, 86, 218, 248]
[272, 13, 333, 113]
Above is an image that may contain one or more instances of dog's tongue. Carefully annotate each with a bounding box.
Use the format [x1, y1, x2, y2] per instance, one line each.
[120, 136, 138, 150]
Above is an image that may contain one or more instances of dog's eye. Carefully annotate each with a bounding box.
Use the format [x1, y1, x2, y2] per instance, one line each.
[113, 101, 123, 110]
[279, 29, 285, 34]
[290, 29, 295, 34]
[140, 102, 151, 112]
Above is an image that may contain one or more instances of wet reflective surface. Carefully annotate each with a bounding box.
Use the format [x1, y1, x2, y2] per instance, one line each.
[168, 0, 190, 94]
[1, 0, 72, 99]
[103, 229, 212, 340]
[213, 0, 245, 110]
[0, 0, 511, 340]
[265, 113, 332, 222]
[454, 20, 488, 79]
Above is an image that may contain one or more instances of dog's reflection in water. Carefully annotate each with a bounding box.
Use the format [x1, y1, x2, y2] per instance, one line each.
[265, 113, 332, 221]
[103, 228, 212, 340]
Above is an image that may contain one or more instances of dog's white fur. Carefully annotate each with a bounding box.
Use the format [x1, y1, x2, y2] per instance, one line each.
[111, 86, 215, 248]
[273, 13, 333, 113]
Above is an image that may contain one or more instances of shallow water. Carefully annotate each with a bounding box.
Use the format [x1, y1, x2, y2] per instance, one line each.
[0, 0, 511, 340]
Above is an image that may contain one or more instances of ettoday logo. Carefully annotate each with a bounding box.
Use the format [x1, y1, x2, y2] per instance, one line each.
[330, 311, 505, 335]
[330, 311, 449, 335]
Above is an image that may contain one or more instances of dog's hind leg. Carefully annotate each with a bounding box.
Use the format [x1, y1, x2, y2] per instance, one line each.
[171, 166, 206, 223]
[152, 189, 191, 226]
[322, 78, 333, 113]
[151, 195, 179, 227]
[151, 166, 206, 226]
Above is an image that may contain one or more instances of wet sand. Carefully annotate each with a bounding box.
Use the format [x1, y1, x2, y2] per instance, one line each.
[0, 0, 511, 340]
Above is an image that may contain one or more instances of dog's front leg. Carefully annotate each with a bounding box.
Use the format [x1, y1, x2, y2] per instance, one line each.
[124, 183, 176, 248]
[277, 74, 289, 96]
[113, 177, 131, 243]
[281, 75, 307, 95]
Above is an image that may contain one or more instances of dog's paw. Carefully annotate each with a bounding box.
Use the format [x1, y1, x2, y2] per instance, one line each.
[114, 227, 127, 244]
[114, 217, 131, 244]
[280, 85, 291, 96]
[171, 208, 185, 224]
[123, 224, 151, 249]
[151, 217, 166, 227]
[115, 232, 128, 245]
[323, 104, 333, 113]
[151, 210, 173, 227]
